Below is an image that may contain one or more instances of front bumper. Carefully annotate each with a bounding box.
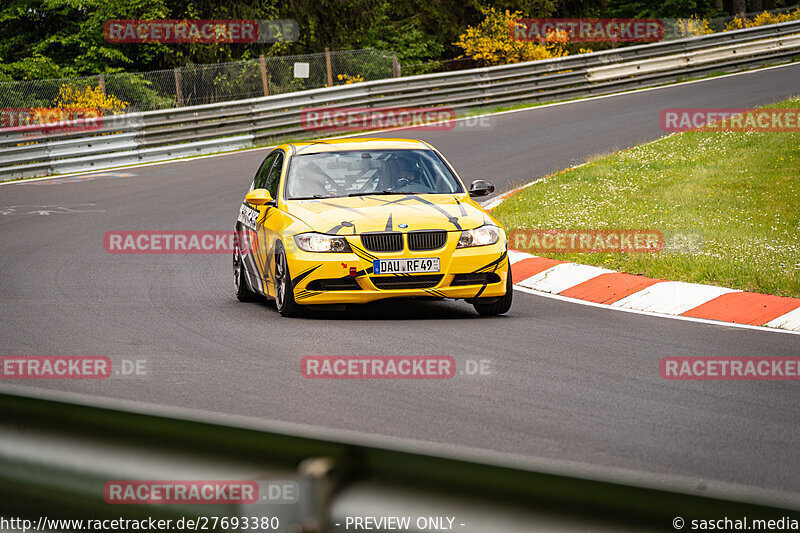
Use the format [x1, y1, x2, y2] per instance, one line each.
[285, 233, 508, 305]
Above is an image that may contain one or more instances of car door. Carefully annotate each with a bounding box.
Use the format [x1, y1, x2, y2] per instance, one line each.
[252, 150, 286, 297]
[240, 151, 279, 296]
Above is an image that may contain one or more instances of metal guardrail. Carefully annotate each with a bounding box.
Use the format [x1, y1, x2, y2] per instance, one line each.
[2, 20, 800, 181]
[2, 389, 799, 532]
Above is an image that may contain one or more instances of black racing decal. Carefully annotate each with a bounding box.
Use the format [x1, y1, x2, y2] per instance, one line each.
[349, 242, 379, 262]
[295, 289, 322, 301]
[317, 200, 363, 215]
[454, 196, 468, 217]
[405, 195, 463, 230]
[292, 264, 322, 287]
[326, 220, 356, 235]
[367, 195, 428, 211]
[471, 251, 508, 274]
[354, 267, 374, 277]
[384, 213, 393, 232]
[473, 283, 488, 298]
[424, 289, 447, 298]
[258, 208, 276, 225]
[254, 225, 271, 286]
[365, 194, 462, 230]
[474, 252, 506, 298]
[264, 241, 278, 285]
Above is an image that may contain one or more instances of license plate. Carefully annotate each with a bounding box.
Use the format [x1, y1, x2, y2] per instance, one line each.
[373, 258, 440, 274]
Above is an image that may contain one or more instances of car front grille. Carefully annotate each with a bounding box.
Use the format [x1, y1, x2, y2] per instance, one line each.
[361, 232, 403, 252]
[408, 230, 447, 251]
[450, 273, 502, 286]
[371, 275, 443, 290]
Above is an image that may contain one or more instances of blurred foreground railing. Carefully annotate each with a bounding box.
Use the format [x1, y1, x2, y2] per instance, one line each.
[1, 390, 799, 532]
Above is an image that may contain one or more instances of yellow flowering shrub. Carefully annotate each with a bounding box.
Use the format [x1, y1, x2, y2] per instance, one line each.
[725, 8, 800, 31]
[454, 6, 569, 66]
[675, 15, 713, 37]
[337, 73, 365, 85]
[29, 84, 128, 125]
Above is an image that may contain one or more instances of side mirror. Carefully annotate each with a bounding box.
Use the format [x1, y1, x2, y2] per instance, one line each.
[245, 188, 275, 206]
[468, 180, 495, 197]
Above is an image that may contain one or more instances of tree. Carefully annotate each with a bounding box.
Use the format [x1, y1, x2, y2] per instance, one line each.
[357, 2, 444, 63]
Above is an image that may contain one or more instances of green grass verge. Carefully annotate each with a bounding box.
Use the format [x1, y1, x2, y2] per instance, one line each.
[492, 97, 800, 298]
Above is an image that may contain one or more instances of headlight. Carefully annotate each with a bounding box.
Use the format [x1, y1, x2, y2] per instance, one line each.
[294, 233, 352, 253]
[457, 225, 501, 248]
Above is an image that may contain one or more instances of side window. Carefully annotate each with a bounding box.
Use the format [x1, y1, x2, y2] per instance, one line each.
[254, 152, 279, 190]
[264, 152, 284, 199]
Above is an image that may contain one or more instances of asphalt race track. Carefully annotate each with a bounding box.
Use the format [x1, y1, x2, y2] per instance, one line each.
[2, 64, 800, 501]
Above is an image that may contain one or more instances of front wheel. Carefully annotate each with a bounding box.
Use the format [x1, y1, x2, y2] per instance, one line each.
[473, 269, 513, 316]
[274, 245, 303, 317]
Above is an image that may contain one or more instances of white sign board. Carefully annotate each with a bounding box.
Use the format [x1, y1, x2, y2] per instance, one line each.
[293, 62, 310, 78]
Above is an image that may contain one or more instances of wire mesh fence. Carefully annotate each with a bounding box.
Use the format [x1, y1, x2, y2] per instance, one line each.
[0, 48, 396, 115]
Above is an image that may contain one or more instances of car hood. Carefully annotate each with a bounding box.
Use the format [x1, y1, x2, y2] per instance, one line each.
[286, 194, 489, 234]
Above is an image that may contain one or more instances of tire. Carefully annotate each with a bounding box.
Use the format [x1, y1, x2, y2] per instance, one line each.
[233, 249, 259, 302]
[473, 269, 513, 316]
[274, 245, 303, 317]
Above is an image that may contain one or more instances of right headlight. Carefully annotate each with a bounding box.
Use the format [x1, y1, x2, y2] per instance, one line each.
[457, 224, 501, 248]
[294, 233, 352, 253]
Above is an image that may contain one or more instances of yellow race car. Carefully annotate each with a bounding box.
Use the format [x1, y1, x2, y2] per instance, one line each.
[233, 138, 511, 316]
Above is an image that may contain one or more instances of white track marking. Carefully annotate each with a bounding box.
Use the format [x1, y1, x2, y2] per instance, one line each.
[516, 263, 615, 294]
[766, 306, 800, 331]
[512, 285, 800, 336]
[610, 281, 740, 315]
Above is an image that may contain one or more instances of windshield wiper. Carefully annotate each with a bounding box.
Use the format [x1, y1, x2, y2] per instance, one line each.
[291, 194, 328, 200]
[348, 190, 409, 197]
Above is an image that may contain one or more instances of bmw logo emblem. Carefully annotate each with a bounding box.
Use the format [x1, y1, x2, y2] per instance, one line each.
[398, 223, 408, 228]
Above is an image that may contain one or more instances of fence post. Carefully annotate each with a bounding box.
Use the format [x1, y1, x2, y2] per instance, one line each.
[98, 74, 107, 97]
[259, 55, 270, 96]
[174, 68, 184, 107]
[324, 47, 333, 87]
[392, 54, 401, 78]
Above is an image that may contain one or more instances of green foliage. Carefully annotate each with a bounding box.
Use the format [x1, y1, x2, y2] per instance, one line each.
[358, 2, 444, 63]
[2, 0, 798, 83]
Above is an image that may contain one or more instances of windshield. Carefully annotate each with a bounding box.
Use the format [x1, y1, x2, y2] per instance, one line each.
[285, 149, 464, 199]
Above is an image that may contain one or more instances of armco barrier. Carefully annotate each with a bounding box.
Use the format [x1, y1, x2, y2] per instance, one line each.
[1, 390, 799, 532]
[2, 20, 800, 181]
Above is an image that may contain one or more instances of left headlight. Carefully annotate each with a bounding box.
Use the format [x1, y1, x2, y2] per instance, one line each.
[457, 224, 501, 248]
[294, 233, 352, 253]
